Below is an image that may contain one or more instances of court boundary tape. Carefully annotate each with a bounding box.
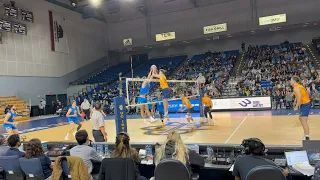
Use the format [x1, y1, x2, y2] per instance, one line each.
[224, 114, 248, 144]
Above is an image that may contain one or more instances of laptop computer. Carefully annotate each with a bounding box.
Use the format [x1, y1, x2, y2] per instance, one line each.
[303, 140, 320, 165]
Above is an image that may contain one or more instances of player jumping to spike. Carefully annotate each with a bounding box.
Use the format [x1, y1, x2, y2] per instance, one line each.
[138, 69, 156, 125]
[152, 69, 170, 121]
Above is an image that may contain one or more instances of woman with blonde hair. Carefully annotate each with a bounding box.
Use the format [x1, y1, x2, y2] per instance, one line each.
[154, 130, 204, 175]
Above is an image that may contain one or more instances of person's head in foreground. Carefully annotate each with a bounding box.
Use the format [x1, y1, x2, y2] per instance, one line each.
[290, 76, 300, 87]
[112, 132, 139, 161]
[154, 130, 189, 165]
[7, 134, 21, 148]
[75, 130, 89, 145]
[0, 134, 6, 146]
[241, 138, 265, 156]
[25, 138, 44, 158]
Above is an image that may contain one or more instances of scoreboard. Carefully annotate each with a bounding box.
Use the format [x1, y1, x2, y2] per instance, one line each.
[0, 19, 12, 32]
[21, 9, 34, 23]
[13, 22, 27, 35]
[4, 4, 18, 19]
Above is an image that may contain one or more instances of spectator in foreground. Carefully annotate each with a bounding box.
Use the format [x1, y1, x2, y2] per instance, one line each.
[90, 102, 107, 142]
[154, 130, 204, 176]
[0, 134, 9, 156]
[70, 130, 103, 175]
[4, 134, 25, 157]
[312, 162, 320, 180]
[25, 138, 53, 180]
[233, 138, 288, 180]
[111, 132, 147, 180]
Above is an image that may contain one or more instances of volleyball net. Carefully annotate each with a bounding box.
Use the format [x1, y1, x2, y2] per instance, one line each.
[125, 78, 199, 107]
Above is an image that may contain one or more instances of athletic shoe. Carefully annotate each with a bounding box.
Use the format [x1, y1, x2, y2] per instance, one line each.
[204, 118, 208, 124]
[150, 117, 157, 123]
[64, 133, 69, 140]
[144, 119, 150, 125]
[164, 115, 170, 121]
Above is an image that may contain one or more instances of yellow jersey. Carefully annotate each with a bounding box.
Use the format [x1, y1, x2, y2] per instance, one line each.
[160, 74, 169, 89]
[294, 83, 310, 104]
[182, 97, 193, 109]
[202, 96, 212, 107]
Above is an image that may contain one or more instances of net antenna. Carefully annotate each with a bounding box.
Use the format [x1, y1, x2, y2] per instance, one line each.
[125, 78, 199, 107]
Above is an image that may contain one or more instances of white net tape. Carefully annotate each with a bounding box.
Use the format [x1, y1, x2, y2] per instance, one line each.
[125, 78, 199, 107]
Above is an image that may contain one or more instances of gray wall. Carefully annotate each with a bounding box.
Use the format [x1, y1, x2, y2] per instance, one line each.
[0, 0, 108, 104]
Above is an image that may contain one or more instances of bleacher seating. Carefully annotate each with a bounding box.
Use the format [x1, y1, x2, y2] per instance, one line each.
[0, 96, 30, 124]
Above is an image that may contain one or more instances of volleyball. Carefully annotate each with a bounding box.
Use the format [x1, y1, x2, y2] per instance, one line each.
[151, 65, 157, 70]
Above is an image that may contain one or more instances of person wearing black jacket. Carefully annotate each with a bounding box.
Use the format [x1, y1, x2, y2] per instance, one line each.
[154, 130, 205, 175]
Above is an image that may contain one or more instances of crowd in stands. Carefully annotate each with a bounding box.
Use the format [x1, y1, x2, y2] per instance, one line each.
[312, 37, 320, 54]
[236, 41, 320, 109]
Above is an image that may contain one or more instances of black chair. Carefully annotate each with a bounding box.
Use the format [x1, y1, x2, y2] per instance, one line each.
[99, 158, 139, 180]
[245, 165, 286, 180]
[19, 158, 45, 180]
[154, 159, 191, 180]
[0, 156, 25, 180]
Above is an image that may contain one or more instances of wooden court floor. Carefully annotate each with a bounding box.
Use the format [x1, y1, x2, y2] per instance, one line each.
[22, 112, 320, 146]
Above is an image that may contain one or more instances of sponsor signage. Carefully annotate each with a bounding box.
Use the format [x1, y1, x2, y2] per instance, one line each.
[259, 14, 286, 26]
[167, 97, 271, 112]
[203, 23, 227, 34]
[123, 38, 132, 46]
[156, 31, 176, 41]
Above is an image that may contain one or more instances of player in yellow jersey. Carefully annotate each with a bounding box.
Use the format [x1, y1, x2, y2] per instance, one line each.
[152, 69, 170, 120]
[202, 92, 214, 125]
[179, 94, 195, 126]
[290, 76, 311, 140]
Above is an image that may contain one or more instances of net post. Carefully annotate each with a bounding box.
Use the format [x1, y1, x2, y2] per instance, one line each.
[126, 78, 130, 106]
[199, 86, 204, 118]
[114, 97, 128, 134]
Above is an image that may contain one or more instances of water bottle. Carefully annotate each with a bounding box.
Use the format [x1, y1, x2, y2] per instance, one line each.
[207, 146, 214, 163]
[104, 145, 110, 158]
[97, 144, 104, 158]
[145, 145, 153, 157]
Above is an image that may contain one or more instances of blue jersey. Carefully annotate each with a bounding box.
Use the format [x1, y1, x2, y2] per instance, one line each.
[68, 107, 79, 123]
[140, 84, 150, 95]
[156, 97, 164, 112]
[6, 111, 16, 123]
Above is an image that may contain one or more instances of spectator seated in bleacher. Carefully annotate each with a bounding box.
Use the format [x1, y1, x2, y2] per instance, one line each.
[312, 89, 320, 108]
[154, 130, 204, 177]
[111, 132, 147, 180]
[4, 134, 25, 158]
[70, 130, 103, 177]
[233, 138, 288, 180]
[237, 42, 318, 109]
[25, 138, 53, 180]
[0, 134, 9, 156]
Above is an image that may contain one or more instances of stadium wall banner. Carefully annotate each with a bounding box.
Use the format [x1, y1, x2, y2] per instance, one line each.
[259, 14, 286, 26]
[123, 38, 132, 46]
[167, 96, 271, 112]
[203, 23, 227, 35]
[155, 32, 176, 42]
[49, 11, 69, 53]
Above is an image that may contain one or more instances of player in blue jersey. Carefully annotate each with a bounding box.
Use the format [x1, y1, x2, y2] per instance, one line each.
[65, 100, 82, 140]
[138, 69, 156, 125]
[155, 94, 165, 127]
[3, 105, 18, 135]
[147, 95, 156, 118]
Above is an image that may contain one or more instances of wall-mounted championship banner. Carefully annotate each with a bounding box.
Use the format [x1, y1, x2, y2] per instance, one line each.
[203, 23, 227, 34]
[123, 38, 132, 46]
[49, 11, 69, 53]
[259, 14, 286, 26]
[156, 31, 175, 42]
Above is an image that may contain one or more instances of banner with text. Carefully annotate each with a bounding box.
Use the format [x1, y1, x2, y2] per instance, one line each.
[259, 14, 286, 26]
[167, 96, 271, 112]
[156, 32, 176, 42]
[203, 23, 227, 34]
